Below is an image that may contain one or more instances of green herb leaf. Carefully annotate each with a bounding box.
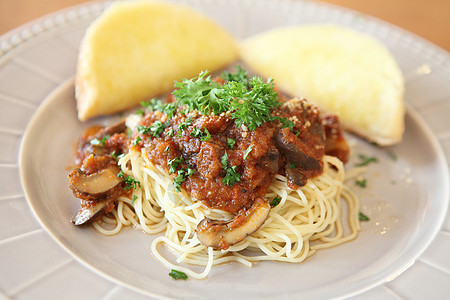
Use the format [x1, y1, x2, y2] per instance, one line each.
[173, 169, 186, 192]
[186, 166, 195, 177]
[222, 165, 241, 186]
[359, 212, 370, 221]
[136, 125, 151, 135]
[243, 145, 253, 160]
[136, 108, 145, 116]
[150, 121, 168, 137]
[190, 127, 203, 138]
[270, 195, 282, 208]
[200, 127, 211, 141]
[169, 269, 188, 280]
[221, 66, 251, 88]
[356, 178, 367, 187]
[227, 138, 236, 149]
[355, 154, 378, 167]
[123, 176, 140, 190]
[140, 98, 164, 112]
[132, 136, 142, 146]
[171, 69, 280, 132]
[90, 135, 110, 148]
[168, 156, 183, 175]
[221, 151, 229, 168]
[179, 117, 193, 132]
[220, 151, 241, 186]
[132, 195, 138, 205]
[118, 171, 141, 190]
[387, 150, 397, 161]
[165, 145, 171, 152]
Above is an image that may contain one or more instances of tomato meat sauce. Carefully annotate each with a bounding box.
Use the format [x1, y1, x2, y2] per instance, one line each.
[68, 69, 349, 225]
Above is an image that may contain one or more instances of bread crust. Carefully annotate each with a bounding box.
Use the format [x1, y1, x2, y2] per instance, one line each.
[75, 0, 238, 121]
[240, 25, 405, 146]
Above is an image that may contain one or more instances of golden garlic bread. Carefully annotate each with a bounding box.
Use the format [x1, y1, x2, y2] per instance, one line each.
[75, 0, 238, 121]
[240, 25, 405, 146]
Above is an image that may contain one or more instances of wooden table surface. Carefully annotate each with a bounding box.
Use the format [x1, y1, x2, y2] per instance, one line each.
[0, 0, 449, 52]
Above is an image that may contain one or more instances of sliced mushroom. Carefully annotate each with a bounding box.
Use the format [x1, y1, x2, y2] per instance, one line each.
[69, 166, 124, 225]
[69, 167, 123, 198]
[71, 199, 113, 226]
[274, 128, 322, 171]
[260, 148, 280, 173]
[196, 197, 270, 250]
[98, 120, 127, 138]
[285, 167, 307, 187]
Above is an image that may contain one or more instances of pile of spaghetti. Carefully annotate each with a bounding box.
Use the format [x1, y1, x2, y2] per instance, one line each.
[69, 67, 360, 279]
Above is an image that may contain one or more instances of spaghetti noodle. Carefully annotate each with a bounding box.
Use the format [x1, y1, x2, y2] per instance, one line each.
[92, 149, 360, 279]
[69, 68, 361, 279]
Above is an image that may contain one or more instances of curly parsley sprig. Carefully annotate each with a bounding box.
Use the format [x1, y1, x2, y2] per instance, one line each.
[169, 68, 290, 132]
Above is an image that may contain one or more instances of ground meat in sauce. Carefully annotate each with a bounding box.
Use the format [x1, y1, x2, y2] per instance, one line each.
[69, 73, 349, 219]
[131, 97, 346, 214]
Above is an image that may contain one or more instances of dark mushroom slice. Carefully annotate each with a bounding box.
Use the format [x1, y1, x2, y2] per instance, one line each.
[69, 166, 124, 225]
[69, 167, 123, 198]
[71, 198, 114, 226]
[274, 128, 322, 171]
[285, 167, 307, 187]
[259, 148, 280, 174]
[196, 197, 270, 250]
[95, 120, 127, 139]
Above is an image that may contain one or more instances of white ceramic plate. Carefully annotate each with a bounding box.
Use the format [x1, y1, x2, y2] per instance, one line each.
[2, 0, 450, 299]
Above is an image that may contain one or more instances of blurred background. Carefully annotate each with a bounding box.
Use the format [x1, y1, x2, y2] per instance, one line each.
[0, 0, 450, 51]
[0, 0, 449, 51]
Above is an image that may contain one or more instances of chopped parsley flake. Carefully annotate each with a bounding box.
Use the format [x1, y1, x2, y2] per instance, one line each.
[190, 127, 210, 141]
[132, 195, 138, 204]
[168, 156, 183, 175]
[136, 124, 151, 135]
[136, 108, 145, 116]
[178, 117, 193, 133]
[356, 178, 367, 187]
[186, 166, 195, 177]
[169, 269, 188, 280]
[359, 212, 370, 221]
[165, 145, 171, 152]
[200, 128, 211, 141]
[90, 135, 110, 148]
[289, 163, 296, 169]
[140, 98, 164, 112]
[221, 151, 241, 186]
[132, 136, 142, 146]
[227, 138, 236, 149]
[173, 170, 186, 192]
[355, 154, 378, 167]
[190, 127, 203, 138]
[387, 150, 397, 161]
[150, 121, 168, 137]
[117, 171, 141, 190]
[270, 195, 282, 208]
[243, 145, 253, 160]
[223, 165, 241, 186]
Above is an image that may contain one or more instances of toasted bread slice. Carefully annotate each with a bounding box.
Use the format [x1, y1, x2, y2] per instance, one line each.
[76, 0, 238, 121]
[240, 25, 405, 146]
